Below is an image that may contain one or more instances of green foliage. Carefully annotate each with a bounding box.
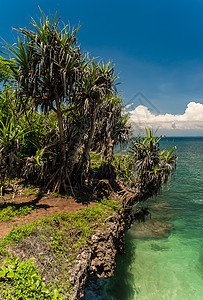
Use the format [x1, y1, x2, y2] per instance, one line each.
[0, 198, 121, 298]
[47, 198, 121, 256]
[0, 87, 26, 159]
[89, 152, 101, 163]
[0, 56, 15, 84]
[18, 111, 47, 158]
[0, 86, 17, 122]
[113, 153, 136, 186]
[0, 87, 50, 182]
[0, 204, 34, 221]
[0, 9, 129, 191]
[130, 128, 176, 171]
[1, 8, 122, 190]
[0, 198, 121, 256]
[160, 143, 176, 164]
[0, 222, 38, 256]
[23, 188, 38, 196]
[3, 9, 83, 112]
[101, 197, 121, 211]
[130, 128, 162, 160]
[91, 94, 131, 161]
[0, 257, 61, 299]
[0, 116, 26, 149]
[91, 159, 107, 170]
[112, 128, 177, 192]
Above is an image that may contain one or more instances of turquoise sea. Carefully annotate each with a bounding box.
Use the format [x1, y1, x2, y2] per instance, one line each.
[84, 137, 203, 300]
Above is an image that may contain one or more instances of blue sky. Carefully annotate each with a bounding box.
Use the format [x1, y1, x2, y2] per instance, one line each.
[1, 0, 203, 135]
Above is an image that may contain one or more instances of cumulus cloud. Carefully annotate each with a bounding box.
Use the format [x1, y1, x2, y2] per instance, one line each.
[128, 102, 203, 134]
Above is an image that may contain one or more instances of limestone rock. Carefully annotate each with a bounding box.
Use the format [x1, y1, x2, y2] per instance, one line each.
[128, 219, 174, 239]
[150, 200, 177, 220]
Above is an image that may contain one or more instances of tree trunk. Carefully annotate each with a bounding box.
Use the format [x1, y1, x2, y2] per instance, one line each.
[100, 143, 106, 161]
[83, 105, 98, 160]
[55, 97, 66, 168]
[67, 126, 85, 176]
[106, 112, 114, 162]
[75, 101, 99, 183]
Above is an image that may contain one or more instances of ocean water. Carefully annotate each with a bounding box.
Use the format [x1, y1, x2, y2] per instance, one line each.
[84, 137, 203, 300]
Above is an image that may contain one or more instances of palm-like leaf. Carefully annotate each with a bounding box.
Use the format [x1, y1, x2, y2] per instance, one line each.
[2, 9, 120, 190]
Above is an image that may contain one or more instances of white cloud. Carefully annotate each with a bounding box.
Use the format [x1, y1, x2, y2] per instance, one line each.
[128, 102, 203, 135]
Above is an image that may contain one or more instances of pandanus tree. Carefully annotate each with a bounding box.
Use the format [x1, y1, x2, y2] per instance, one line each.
[0, 63, 26, 185]
[2, 11, 86, 190]
[0, 56, 14, 84]
[112, 128, 177, 206]
[129, 128, 176, 198]
[91, 94, 131, 162]
[3, 10, 118, 190]
[73, 60, 117, 183]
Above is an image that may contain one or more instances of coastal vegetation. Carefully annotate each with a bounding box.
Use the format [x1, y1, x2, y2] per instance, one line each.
[0, 10, 176, 299]
[0, 10, 130, 193]
[0, 198, 121, 299]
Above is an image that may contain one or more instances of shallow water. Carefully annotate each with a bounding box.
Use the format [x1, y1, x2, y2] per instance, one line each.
[84, 137, 203, 300]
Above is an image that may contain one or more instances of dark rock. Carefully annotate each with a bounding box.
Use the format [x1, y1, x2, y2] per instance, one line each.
[128, 219, 174, 239]
[70, 208, 132, 299]
[150, 242, 169, 251]
[150, 201, 177, 220]
[71, 202, 175, 298]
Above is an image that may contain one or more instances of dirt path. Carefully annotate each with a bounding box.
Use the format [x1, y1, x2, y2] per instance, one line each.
[0, 194, 96, 239]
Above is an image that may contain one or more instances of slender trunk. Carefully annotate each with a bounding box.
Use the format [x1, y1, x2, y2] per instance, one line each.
[107, 138, 114, 162]
[55, 97, 66, 168]
[84, 105, 98, 158]
[67, 127, 84, 175]
[100, 143, 106, 161]
[75, 101, 98, 179]
[106, 112, 114, 162]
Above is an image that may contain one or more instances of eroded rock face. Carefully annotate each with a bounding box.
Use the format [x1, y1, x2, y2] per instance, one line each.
[71, 201, 175, 299]
[89, 215, 125, 278]
[70, 209, 132, 299]
[128, 219, 174, 239]
[69, 248, 92, 300]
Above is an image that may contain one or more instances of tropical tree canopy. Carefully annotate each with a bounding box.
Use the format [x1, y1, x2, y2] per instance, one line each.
[0, 9, 176, 201]
[1, 10, 131, 192]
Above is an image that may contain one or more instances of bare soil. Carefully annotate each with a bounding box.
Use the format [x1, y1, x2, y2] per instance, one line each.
[0, 193, 96, 240]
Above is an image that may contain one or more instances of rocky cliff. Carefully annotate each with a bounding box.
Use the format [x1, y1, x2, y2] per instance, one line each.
[69, 206, 134, 300]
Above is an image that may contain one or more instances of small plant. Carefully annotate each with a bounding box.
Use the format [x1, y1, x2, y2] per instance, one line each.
[112, 153, 136, 186]
[129, 128, 162, 160]
[0, 204, 34, 221]
[89, 151, 101, 163]
[160, 143, 176, 165]
[23, 188, 38, 196]
[0, 198, 121, 298]
[0, 257, 62, 299]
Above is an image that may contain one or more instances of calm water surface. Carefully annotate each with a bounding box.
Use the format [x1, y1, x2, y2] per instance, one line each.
[84, 137, 203, 300]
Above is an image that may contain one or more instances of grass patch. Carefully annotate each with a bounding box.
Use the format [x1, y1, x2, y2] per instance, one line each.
[0, 198, 121, 255]
[23, 188, 38, 196]
[0, 222, 38, 256]
[0, 198, 122, 298]
[0, 204, 35, 222]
